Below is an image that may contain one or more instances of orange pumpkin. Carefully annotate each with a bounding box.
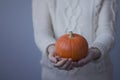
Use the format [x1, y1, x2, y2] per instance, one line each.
[55, 31, 88, 61]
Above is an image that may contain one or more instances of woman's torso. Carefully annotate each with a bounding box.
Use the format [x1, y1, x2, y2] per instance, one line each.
[41, 0, 113, 80]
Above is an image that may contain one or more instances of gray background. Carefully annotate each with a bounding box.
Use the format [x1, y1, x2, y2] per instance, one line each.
[0, 0, 120, 80]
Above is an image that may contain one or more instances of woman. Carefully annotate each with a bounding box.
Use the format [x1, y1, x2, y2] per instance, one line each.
[32, 0, 117, 80]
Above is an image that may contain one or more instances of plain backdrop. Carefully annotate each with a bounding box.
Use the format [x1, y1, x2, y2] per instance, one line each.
[0, 0, 120, 80]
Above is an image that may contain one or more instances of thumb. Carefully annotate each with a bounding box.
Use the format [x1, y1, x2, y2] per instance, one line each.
[48, 52, 57, 63]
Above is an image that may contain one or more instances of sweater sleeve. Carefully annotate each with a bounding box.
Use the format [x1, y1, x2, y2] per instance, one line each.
[91, 0, 117, 61]
[32, 0, 56, 54]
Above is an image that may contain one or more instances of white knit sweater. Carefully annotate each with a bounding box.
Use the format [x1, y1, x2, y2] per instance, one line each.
[32, 0, 117, 80]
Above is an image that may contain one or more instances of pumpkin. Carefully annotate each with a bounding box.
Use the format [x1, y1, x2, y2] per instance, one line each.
[55, 31, 88, 61]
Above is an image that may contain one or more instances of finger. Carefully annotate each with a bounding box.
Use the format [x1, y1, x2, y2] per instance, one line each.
[54, 58, 68, 67]
[72, 59, 86, 67]
[76, 53, 93, 67]
[55, 56, 61, 61]
[78, 58, 91, 67]
[78, 60, 86, 67]
[48, 53, 57, 63]
[72, 61, 80, 67]
[55, 56, 60, 59]
[66, 62, 74, 71]
[80, 55, 92, 64]
[61, 58, 72, 70]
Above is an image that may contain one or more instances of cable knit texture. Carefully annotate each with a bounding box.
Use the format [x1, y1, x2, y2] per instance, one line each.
[64, 0, 83, 33]
[32, 0, 117, 80]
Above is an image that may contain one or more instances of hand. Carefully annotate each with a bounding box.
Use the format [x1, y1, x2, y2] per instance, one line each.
[47, 44, 101, 70]
[47, 44, 74, 71]
[47, 44, 58, 63]
[53, 47, 101, 70]
[54, 58, 74, 71]
[72, 48, 101, 67]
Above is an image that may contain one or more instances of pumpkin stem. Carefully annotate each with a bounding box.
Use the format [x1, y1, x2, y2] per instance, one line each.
[69, 31, 74, 38]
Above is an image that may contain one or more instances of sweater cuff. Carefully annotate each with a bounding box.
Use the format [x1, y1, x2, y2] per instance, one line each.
[90, 42, 107, 62]
[44, 41, 56, 54]
[46, 43, 55, 55]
